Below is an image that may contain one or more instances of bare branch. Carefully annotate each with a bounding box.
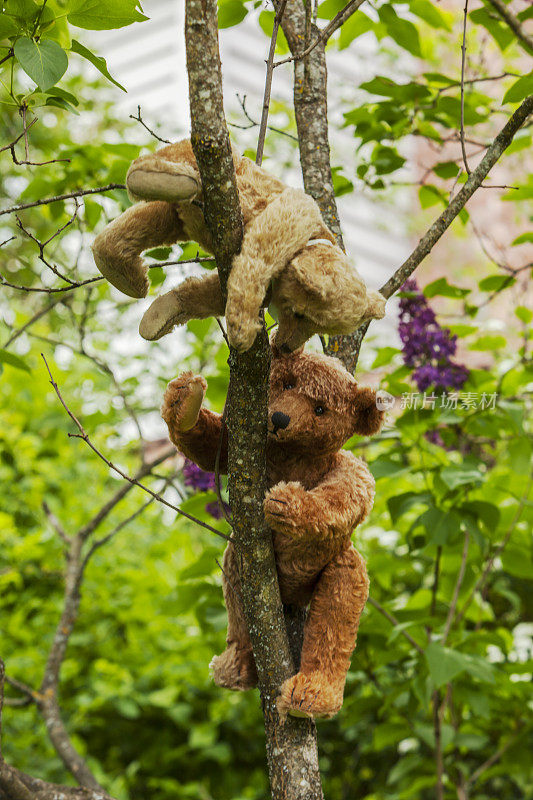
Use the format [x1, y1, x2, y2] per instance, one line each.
[367, 597, 424, 654]
[41, 354, 230, 542]
[442, 531, 470, 644]
[379, 95, 533, 300]
[460, 0, 471, 176]
[274, 0, 367, 67]
[256, 0, 288, 166]
[2, 296, 65, 349]
[42, 501, 70, 543]
[485, 0, 533, 53]
[0, 185, 125, 218]
[129, 105, 171, 143]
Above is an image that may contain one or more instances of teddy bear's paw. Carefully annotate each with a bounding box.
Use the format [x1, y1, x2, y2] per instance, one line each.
[226, 318, 261, 353]
[264, 482, 305, 535]
[161, 373, 207, 431]
[210, 646, 258, 691]
[277, 672, 343, 720]
[92, 243, 148, 299]
[139, 291, 191, 341]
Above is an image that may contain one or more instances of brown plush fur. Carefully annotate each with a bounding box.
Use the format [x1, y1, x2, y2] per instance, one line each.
[92, 139, 386, 352]
[160, 349, 384, 719]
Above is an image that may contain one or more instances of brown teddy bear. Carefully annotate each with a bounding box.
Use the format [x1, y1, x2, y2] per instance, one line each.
[160, 348, 384, 718]
[92, 139, 386, 353]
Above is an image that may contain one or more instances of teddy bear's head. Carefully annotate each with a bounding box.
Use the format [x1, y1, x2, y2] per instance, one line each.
[270, 241, 387, 352]
[267, 349, 384, 455]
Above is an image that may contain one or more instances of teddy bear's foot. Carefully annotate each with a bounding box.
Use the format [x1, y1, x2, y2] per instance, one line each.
[127, 158, 200, 203]
[139, 291, 190, 340]
[277, 672, 344, 720]
[210, 645, 258, 691]
[92, 245, 148, 299]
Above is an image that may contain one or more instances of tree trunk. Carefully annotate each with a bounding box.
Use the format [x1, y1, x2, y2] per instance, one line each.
[184, 1, 324, 797]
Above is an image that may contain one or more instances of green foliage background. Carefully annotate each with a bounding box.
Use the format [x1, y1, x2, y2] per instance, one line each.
[0, 1, 532, 798]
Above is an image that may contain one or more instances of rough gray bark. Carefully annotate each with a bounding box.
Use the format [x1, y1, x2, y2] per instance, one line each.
[185, 2, 324, 798]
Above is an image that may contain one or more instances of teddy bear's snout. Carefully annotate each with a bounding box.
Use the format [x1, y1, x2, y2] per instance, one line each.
[271, 411, 290, 435]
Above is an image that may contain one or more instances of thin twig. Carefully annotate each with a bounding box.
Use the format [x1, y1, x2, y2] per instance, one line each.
[41, 354, 231, 542]
[256, 0, 288, 166]
[129, 105, 171, 143]
[442, 531, 470, 644]
[460, 0, 471, 176]
[367, 596, 424, 654]
[2, 295, 65, 348]
[42, 501, 70, 543]
[465, 726, 526, 790]
[274, 0, 367, 67]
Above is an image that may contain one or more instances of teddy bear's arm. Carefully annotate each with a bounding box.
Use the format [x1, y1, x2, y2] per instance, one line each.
[225, 188, 332, 352]
[92, 202, 186, 299]
[161, 374, 227, 473]
[264, 453, 374, 540]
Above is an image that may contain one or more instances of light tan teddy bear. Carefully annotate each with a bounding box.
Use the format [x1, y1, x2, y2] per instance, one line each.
[92, 139, 386, 352]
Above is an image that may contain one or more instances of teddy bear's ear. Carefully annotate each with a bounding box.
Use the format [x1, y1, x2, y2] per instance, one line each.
[352, 386, 384, 436]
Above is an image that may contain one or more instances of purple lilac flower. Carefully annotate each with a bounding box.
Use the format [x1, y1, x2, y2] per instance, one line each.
[182, 458, 216, 492]
[205, 500, 231, 520]
[398, 279, 469, 393]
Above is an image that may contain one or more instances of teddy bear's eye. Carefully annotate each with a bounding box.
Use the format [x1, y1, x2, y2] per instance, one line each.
[315, 405, 325, 416]
[294, 312, 305, 320]
[283, 382, 295, 391]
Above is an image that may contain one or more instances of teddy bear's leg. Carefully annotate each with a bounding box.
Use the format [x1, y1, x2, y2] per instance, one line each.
[92, 201, 186, 298]
[225, 188, 329, 352]
[139, 272, 225, 340]
[210, 544, 258, 691]
[278, 546, 369, 719]
[126, 140, 201, 203]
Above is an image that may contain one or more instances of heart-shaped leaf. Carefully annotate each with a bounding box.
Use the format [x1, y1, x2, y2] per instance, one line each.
[14, 37, 68, 91]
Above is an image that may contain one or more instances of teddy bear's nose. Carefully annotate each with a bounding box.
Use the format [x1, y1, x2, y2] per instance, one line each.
[271, 411, 290, 433]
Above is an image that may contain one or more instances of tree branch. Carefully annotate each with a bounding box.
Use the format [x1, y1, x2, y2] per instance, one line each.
[379, 100, 533, 299]
[41, 354, 230, 542]
[485, 0, 533, 54]
[256, 0, 288, 166]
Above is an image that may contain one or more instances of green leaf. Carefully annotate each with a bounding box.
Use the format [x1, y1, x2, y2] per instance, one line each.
[378, 5, 422, 57]
[419, 184, 445, 209]
[218, 0, 247, 28]
[14, 36, 68, 91]
[67, 0, 147, 30]
[417, 506, 460, 545]
[512, 232, 533, 245]
[0, 349, 31, 372]
[409, 0, 452, 30]
[338, 10, 374, 48]
[433, 161, 460, 180]
[70, 39, 126, 91]
[388, 492, 431, 524]
[372, 346, 400, 368]
[516, 305, 533, 324]
[469, 7, 514, 51]
[0, 14, 19, 38]
[426, 643, 467, 686]
[469, 334, 507, 351]
[478, 274, 516, 292]
[503, 72, 533, 104]
[424, 277, 471, 299]
[360, 76, 430, 102]
[425, 644, 495, 687]
[440, 466, 483, 490]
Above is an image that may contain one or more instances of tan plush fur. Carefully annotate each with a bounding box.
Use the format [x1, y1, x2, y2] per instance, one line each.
[92, 139, 386, 352]
[160, 349, 385, 718]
